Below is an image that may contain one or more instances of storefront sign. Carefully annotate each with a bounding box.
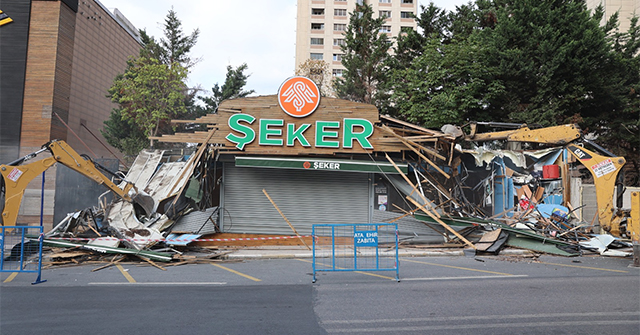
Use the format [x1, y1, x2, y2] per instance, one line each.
[226, 116, 374, 150]
[278, 76, 320, 118]
[235, 156, 408, 174]
[225, 76, 375, 151]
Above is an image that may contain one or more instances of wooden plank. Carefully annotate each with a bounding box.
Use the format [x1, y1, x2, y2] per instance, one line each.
[262, 189, 311, 250]
[385, 153, 475, 249]
[165, 128, 217, 197]
[380, 115, 451, 137]
[377, 125, 450, 179]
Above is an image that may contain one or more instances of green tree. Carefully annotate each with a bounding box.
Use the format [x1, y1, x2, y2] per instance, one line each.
[385, 0, 639, 181]
[100, 108, 148, 157]
[383, 2, 495, 122]
[334, 3, 392, 107]
[103, 9, 199, 153]
[158, 8, 200, 68]
[199, 63, 255, 114]
[108, 57, 189, 147]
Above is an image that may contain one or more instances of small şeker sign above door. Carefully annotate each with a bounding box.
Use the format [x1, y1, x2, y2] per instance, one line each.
[225, 76, 375, 151]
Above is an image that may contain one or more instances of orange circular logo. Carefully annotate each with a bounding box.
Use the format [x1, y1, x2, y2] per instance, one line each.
[277, 76, 320, 118]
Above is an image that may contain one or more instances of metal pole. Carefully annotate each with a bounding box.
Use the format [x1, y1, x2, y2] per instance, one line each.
[40, 171, 45, 227]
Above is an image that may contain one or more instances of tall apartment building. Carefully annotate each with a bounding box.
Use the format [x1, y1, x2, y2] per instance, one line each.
[295, 0, 417, 81]
[587, 0, 640, 32]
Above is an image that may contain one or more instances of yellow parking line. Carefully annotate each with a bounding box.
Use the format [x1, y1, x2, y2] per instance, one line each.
[296, 258, 397, 280]
[354, 271, 396, 280]
[3, 272, 18, 283]
[404, 259, 515, 276]
[539, 262, 628, 273]
[211, 263, 261, 282]
[116, 264, 136, 283]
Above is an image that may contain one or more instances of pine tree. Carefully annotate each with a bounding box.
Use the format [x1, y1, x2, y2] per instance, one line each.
[104, 9, 198, 152]
[334, 3, 392, 107]
[199, 63, 255, 114]
[158, 8, 200, 68]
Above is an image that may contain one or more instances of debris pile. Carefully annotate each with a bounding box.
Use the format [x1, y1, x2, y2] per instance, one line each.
[17, 116, 635, 266]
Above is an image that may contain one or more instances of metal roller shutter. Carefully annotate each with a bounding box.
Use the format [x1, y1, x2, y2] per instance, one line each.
[221, 163, 371, 235]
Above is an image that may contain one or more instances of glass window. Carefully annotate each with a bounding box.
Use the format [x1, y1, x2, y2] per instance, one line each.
[310, 53, 324, 60]
[311, 8, 325, 15]
[402, 0, 413, 3]
[332, 69, 344, 77]
[379, 0, 391, 3]
[334, 9, 347, 16]
[311, 38, 324, 45]
[333, 54, 343, 61]
[311, 23, 324, 30]
[379, 11, 391, 18]
[380, 25, 391, 33]
[334, 24, 346, 31]
[333, 38, 345, 46]
[400, 11, 413, 18]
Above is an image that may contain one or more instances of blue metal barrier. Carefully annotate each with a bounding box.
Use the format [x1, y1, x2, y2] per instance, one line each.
[312, 223, 399, 282]
[1, 226, 46, 284]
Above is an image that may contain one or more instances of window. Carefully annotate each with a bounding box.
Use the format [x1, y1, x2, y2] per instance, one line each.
[380, 25, 391, 33]
[379, 10, 391, 18]
[333, 54, 343, 61]
[332, 69, 344, 77]
[334, 23, 346, 31]
[334, 9, 347, 16]
[379, 0, 391, 3]
[402, 0, 413, 3]
[400, 11, 413, 19]
[311, 38, 324, 45]
[311, 8, 325, 15]
[335, 0, 346, 2]
[311, 23, 324, 30]
[333, 38, 345, 46]
[310, 53, 324, 60]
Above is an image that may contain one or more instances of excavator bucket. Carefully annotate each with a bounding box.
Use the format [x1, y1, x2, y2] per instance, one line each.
[131, 191, 156, 218]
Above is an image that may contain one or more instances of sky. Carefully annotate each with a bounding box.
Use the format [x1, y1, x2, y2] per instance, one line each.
[99, 0, 470, 96]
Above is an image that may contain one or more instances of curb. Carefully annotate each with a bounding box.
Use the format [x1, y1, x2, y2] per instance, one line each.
[222, 248, 534, 260]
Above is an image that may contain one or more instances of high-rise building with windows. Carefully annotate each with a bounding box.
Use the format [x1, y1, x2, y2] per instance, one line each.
[295, 0, 417, 83]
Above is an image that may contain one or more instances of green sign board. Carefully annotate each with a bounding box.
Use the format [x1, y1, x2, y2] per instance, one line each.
[235, 157, 408, 174]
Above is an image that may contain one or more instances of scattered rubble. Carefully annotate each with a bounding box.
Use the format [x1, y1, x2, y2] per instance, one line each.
[10, 109, 636, 267]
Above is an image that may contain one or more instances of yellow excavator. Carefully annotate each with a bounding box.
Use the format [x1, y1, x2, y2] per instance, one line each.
[465, 122, 639, 266]
[0, 140, 154, 227]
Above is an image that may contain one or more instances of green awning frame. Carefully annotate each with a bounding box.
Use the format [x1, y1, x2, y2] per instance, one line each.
[235, 156, 408, 174]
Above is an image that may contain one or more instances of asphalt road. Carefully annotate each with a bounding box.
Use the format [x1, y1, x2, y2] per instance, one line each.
[1, 255, 639, 335]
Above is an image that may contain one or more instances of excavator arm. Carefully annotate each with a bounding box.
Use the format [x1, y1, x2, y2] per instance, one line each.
[566, 144, 627, 236]
[465, 122, 582, 145]
[1, 140, 152, 226]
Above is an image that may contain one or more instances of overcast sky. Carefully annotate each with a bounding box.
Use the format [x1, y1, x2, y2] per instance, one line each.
[100, 0, 470, 96]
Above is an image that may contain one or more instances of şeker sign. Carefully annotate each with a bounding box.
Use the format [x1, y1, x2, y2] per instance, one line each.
[152, 76, 407, 155]
[225, 76, 376, 152]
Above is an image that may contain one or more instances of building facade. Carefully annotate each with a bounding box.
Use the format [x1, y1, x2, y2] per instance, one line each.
[295, 0, 417, 81]
[0, 0, 141, 229]
[587, 0, 640, 32]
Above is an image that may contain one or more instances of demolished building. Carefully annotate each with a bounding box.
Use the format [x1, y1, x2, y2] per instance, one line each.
[7, 76, 637, 266]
